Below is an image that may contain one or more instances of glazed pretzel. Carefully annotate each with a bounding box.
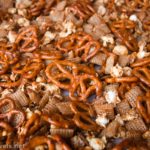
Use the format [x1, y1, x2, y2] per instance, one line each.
[0, 98, 25, 128]
[105, 76, 138, 83]
[111, 27, 138, 51]
[56, 32, 100, 61]
[75, 40, 100, 62]
[45, 60, 77, 89]
[12, 58, 43, 79]
[0, 42, 19, 65]
[69, 74, 102, 101]
[23, 136, 54, 150]
[132, 67, 150, 87]
[67, 0, 95, 20]
[111, 19, 136, 30]
[70, 102, 99, 131]
[125, 0, 149, 11]
[131, 56, 150, 67]
[0, 121, 14, 145]
[19, 113, 41, 144]
[28, 0, 46, 18]
[42, 113, 72, 128]
[112, 138, 147, 150]
[56, 32, 88, 52]
[136, 95, 150, 123]
[51, 135, 71, 150]
[15, 26, 39, 52]
[0, 60, 9, 75]
[33, 50, 63, 60]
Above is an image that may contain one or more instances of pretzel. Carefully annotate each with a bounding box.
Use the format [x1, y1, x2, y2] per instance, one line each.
[19, 113, 41, 144]
[15, 26, 39, 52]
[75, 40, 100, 61]
[56, 32, 91, 52]
[111, 27, 138, 51]
[23, 136, 54, 150]
[67, 0, 95, 20]
[0, 75, 22, 88]
[136, 96, 150, 123]
[112, 138, 147, 150]
[56, 32, 100, 61]
[111, 19, 135, 30]
[132, 67, 150, 87]
[125, 0, 149, 11]
[143, 19, 150, 31]
[0, 98, 15, 116]
[42, 113, 72, 128]
[69, 74, 102, 101]
[51, 135, 71, 150]
[45, 60, 77, 89]
[28, 0, 45, 18]
[131, 56, 150, 67]
[0, 121, 14, 145]
[0, 61, 9, 75]
[33, 50, 63, 60]
[105, 76, 138, 83]
[70, 102, 99, 131]
[0, 98, 25, 128]
[13, 58, 43, 79]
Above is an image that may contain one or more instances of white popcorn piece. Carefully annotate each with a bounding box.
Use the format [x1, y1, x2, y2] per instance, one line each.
[7, 31, 17, 43]
[17, 18, 30, 27]
[96, 115, 109, 127]
[137, 41, 150, 59]
[129, 14, 138, 22]
[18, 9, 27, 17]
[97, 5, 106, 16]
[104, 89, 120, 104]
[87, 137, 106, 150]
[8, 8, 17, 14]
[16, 0, 32, 9]
[110, 64, 123, 78]
[123, 67, 132, 76]
[115, 0, 124, 6]
[25, 108, 33, 119]
[43, 31, 56, 45]
[35, 146, 45, 150]
[59, 21, 76, 37]
[101, 35, 114, 47]
[113, 45, 128, 55]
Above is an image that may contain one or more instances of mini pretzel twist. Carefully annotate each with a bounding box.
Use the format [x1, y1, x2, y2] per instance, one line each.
[42, 113, 72, 128]
[15, 26, 39, 52]
[56, 32, 100, 61]
[132, 67, 150, 87]
[110, 19, 138, 51]
[0, 74, 22, 88]
[125, 0, 149, 11]
[70, 101, 99, 131]
[69, 74, 102, 101]
[131, 56, 150, 67]
[67, 0, 95, 20]
[28, 0, 46, 18]
[45, 60, 77, 89]
[51, 135, 71, 150]
[105, 77, 138, 83]
[33, 50, 63, 60]
[19, 113, 41, 144]
[136, 95, 150, 123]
[12, 58, 43, 79]
[112, 138, 147, 150]
[112, 19, 136, 30]
[23, 136, 54, 150]
[0, 98, 25, 128]
[0, 121, 14, 145]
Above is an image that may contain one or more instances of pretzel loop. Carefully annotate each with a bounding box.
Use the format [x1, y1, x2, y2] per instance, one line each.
[136, 96, 150, 123]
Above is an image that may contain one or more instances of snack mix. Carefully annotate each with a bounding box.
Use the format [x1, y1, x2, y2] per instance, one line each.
[0, 0, 150, 149]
